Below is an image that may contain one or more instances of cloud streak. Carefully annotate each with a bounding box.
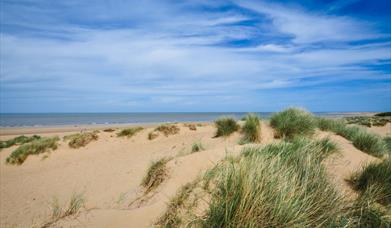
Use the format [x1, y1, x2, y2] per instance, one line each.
[0, 0, 390, 112]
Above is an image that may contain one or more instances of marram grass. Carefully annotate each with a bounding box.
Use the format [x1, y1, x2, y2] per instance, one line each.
[240, 113, 261, 143]
[214, 117, 239, 137]
[202, 139, 345, 227]
[142, 157, 171, 193]
[117, 127, 143, 138]
[6, 137, 59, 165]
[0, 135, 41, 149]
[316, 117, 387, 157]
[64, 131, 99, 148]
[270, 108, 316, 139]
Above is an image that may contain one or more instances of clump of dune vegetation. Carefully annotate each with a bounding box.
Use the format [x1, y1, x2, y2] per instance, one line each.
[155, 124, 180, 136]
[384, 137, 391, 154]
[0, 135, 41, 149]
[103, 128, 115, 132]
[214, 117, 239, 137]
[270, 108, 316, 139]
[148, 131, 159, 140]
[316, 117, 387, 157]
[6, 137, 59, 165]
[240, 113, 261, 144]
[375, 112, 391, 117]
[184, 123, 197, 131]
[156, 180, 198, 227]
[142, 157, 171, 193]
[350, 159, 391, 205]
[191, 142, 205, 153]
[42, 193, 85, 228]
[201, 139, 345, 227]
[64, 131, 99, 148]
[116, 127, 143, 138]
[345, 116, 391, 127]
[349, 186, 391, 227]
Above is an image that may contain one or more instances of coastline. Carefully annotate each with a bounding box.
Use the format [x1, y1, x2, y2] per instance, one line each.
[0, 121, 209, 136]
[0, 112, 378, 136]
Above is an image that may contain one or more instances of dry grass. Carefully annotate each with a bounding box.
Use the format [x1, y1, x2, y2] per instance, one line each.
[148, 131, 159, 140]
[184, 123, 197, 131]
[64, 131, 99, 148]
[191, 142, 205, 153]
[41, 193, 85, 228]
[155, 124, 180, 136]
[103, 128, 116, 132]
[142, 157, 171, 193]
[156, 180, 198, 227]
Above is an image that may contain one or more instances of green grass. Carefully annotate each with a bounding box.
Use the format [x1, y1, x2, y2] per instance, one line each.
[0, 135, 41, 149]
[351, 131, 387, 158]
[191, 142, 205, 153]
[350, 159, 391, 205]
[240, 113, 261, 143]
[214, 117, 239, 137]
[317, 117, 387, 158]
[155, 124, 180, 136]
[202, 139, 345, 227]
[6, 137, 59, 165]
[384, 136, 391, 154]
[270, 108, 316, 139]
[64, 131, 99, 148]
[142, 157, 171, 193]
[116, 127, 143, 138]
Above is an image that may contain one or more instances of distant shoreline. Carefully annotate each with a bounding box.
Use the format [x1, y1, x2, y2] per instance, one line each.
[0, 112, 378, 136]
[0, 112, 377, 130]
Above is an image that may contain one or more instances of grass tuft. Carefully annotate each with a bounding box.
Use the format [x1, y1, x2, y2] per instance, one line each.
[42, 193, 85, 228]
[240, 113, 261, 143]
[184, 123, 197, 131]
[64, 131, 99, 148]
[103, 128, 115, 132]
[191, 142, 205, 153]
[317, 117, 387, 157]
[116, 127, 143, 138]
[142, 157, 171, 193]
[155, 124, 180, 136]
[156, 181, 198, 227]
[270, 108, 316, 139]
[349, 159, 391, 205]
[148, 131, 159, 140]
[6, 137, 59, 165]
[214, 117, 239, 137]
[202, 139, 345, 227]
[0, 135, 41, 149]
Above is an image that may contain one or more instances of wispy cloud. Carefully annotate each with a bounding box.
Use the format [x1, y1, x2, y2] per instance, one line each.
[0, 0, 390, 112]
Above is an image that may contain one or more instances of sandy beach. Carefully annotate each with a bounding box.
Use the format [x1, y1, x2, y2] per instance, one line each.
[0, 120, 390, 227]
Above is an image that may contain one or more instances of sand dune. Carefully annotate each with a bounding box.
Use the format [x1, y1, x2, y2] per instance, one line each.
[0, 122, 388, 227]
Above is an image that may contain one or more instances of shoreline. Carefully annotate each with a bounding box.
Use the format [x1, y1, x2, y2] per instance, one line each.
[0, 121, 209, 136]
[0, 112, 379, 136]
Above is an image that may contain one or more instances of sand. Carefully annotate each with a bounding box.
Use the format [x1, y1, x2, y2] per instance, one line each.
[0, 122, 387, 227]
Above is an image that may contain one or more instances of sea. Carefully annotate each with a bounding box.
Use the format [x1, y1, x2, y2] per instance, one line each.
[0, 112, 356, 128]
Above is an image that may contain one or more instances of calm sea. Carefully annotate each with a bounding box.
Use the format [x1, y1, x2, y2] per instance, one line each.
[0, 112, 352, 127]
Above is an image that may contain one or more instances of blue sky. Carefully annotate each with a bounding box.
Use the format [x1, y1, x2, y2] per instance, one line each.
[0, 0, 390, 112]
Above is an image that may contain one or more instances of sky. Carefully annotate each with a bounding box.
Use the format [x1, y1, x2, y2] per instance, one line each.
[0, 0, 390, 113]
